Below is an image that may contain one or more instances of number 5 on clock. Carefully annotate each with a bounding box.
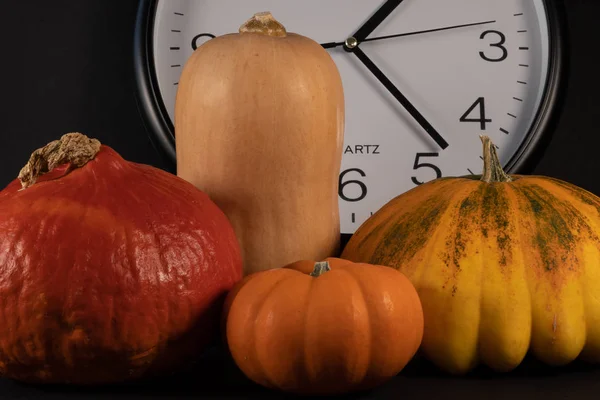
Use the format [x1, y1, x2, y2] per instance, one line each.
[412, 152, 442, 185]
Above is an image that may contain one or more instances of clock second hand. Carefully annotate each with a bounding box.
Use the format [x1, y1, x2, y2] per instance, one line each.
[322, 20, 496, 49]
[351, 46, 449, 150]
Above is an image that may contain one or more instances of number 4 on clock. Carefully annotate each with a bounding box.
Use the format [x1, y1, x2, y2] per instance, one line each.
[460, 97, 492, 130]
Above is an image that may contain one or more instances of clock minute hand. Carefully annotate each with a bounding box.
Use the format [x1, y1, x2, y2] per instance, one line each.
[351, 46, 449, 150]
[321, 20, 497, 49]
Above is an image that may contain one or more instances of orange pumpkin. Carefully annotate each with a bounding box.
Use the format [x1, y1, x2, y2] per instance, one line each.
[222, 257, 424, 395]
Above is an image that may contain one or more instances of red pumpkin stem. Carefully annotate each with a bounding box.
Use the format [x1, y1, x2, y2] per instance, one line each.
[480, 135, 512, 183]
[310, 261, 331, 277]
[18, 132, 101, 189]
[239, 11, 287, 37]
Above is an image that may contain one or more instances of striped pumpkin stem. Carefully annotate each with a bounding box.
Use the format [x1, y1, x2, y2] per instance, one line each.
[480, 135, 512, 183]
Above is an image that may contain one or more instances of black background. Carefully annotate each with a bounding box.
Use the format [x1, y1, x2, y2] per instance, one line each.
[1, 0, 600, 398]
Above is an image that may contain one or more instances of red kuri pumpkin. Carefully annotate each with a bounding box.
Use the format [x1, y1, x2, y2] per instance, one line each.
[0, 133, 243, 384]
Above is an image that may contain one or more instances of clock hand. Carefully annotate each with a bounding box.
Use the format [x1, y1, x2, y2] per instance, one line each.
[321, 19, 496, 49]
[351, 46, 449, 150]
[352, 0, 405, 43]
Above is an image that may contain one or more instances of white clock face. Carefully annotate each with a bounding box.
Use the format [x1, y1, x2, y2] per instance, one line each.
[150, 0, 556, 234]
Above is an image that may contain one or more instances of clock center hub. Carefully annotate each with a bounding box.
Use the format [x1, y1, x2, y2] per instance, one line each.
[344, 37, 358, 49]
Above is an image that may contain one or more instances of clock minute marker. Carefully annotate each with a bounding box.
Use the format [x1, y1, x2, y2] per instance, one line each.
[467, 168, 475, 175]
[517, 81, 527, 85]
[519, 47, 530, 50]
[500, 128, 509, 134]
[513, 97, 523, 102]
[507, 113, 517, 118]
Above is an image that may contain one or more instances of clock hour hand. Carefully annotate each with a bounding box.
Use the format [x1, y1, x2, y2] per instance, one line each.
[351, 46, 449, 150]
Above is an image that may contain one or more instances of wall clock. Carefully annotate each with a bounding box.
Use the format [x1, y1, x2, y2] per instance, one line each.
[134, 0, 566, 236]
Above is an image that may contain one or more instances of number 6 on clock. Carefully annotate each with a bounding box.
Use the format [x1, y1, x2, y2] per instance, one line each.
[339, 168, 367, 202]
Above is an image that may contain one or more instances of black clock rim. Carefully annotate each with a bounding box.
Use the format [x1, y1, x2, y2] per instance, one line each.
[133, 0, 568, 174]
[133, 0, 176, 171]
[502, 0, 568, 174]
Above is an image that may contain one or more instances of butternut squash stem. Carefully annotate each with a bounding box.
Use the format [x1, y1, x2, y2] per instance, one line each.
[18, 132, 101, 189]
[310, 261, 331, 277]
[239, 11, 287, 37]
[480, 135, 512, 183]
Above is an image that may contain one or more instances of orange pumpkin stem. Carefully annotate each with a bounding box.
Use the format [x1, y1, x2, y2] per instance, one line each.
[310, 261, 331, 277]
[480, 135, 512, 183]
[239, 11, 287, 37]
[18, 132, 101, 189]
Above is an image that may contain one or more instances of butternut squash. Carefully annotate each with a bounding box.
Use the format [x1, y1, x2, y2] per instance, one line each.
[175, 12, 345, 275]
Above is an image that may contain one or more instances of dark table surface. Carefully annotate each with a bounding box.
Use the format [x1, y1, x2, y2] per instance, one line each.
[1, 345, 600, 400]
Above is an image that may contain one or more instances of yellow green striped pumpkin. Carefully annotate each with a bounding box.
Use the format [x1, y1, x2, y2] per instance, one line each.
[341, 135, 600, 374]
